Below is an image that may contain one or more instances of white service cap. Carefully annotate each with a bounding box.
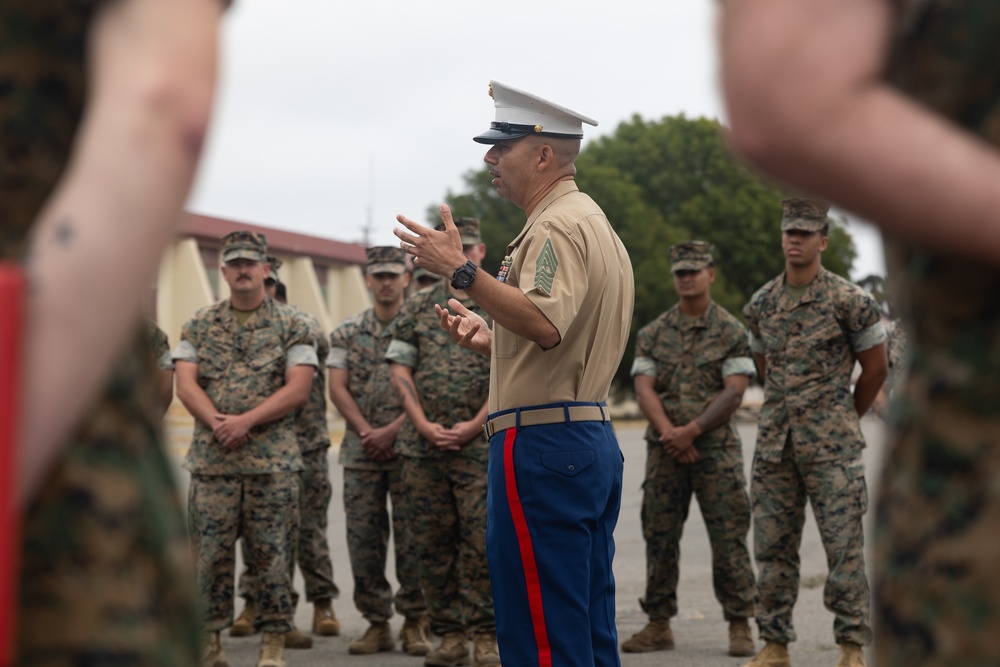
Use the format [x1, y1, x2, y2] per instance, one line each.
[473, 80, 598, 144]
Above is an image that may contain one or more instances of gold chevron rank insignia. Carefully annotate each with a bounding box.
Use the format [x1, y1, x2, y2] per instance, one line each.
[534, 238, 558, 294]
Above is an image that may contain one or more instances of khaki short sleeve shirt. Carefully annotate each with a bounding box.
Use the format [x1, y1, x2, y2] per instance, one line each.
[490, 180, 635, 412]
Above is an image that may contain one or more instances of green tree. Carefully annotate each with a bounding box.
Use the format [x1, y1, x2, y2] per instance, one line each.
[430, 114, 858, 392]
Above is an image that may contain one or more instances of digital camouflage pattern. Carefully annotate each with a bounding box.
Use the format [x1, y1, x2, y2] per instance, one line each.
[633, 302, 754, 450]
[877, 2, 1000, 664]
[343, 468, 426, 622]
[146, 319, 174, 371]
[385, 280, 492, 459]
[295, 311, 332, 453]
[744, 267, 884, 647]
[743, 267, 886, 464]
[327, 308, 403, 471]
[220, 230, 267, 263]
[189, 473, 299, 633]
[386, 281, 494, 637]
[237, 311, 337, 606]
[293, 449, 338, 604]
[402, 457, 493, 636]
[175, 296, 317, 634]
[668, 241, 713, 271]
[0, 0, 95, 261]
[3, 2, 200, 664]
[883, 318, 910, 396]
[631, 302, 756, 621]
[175, 297, 315, 475]
[329, 306, 426, 621]
[779, 197, 830, 233]
[752, 454, 870, 645]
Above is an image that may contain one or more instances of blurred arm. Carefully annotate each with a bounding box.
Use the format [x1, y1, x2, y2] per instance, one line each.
[19, 0, 221, 504]
[721, 0, 1000, 264]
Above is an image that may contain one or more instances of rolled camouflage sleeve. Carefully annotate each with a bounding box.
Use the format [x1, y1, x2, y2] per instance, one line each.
[848, 291, 888, 352]
[630, 356, 657, 378]
[326, 346, 348, 370]
[172, 340, 197, 364]
[385, 340, 417, 368]
[384, 301, 419, 368]
[288, 344, 318, 367]
[723, 357, 756, 377]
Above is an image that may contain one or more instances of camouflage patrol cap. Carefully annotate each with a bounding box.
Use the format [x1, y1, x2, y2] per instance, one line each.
[265, 255, 283, 283]
[221, 231, 267, 263]
[436, 217, 481, 245]
[366, 246, 406, 275]
[669, 241, 714, 272]
[412, 266, 441, 284]
[781, 198, 831, 233]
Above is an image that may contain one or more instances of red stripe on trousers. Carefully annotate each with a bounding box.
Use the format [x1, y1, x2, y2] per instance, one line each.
[503, 427, 552, 667]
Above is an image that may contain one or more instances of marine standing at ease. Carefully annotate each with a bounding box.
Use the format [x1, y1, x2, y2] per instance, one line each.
[175, 231, 318, 667]
[741, 200, 887, 667]
[327, 247, 429, 656]
[387, 217, 499, 667]
[395, 80, 634, 667]
[622, 241, 757, 658]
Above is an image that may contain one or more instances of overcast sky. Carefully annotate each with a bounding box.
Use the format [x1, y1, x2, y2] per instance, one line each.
[188, 0, 886, 279]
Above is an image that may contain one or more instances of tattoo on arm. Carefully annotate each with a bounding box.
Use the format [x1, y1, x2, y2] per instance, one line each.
[694, 385, 743, 434]
[52, 220, 76, 246]
[398, 377, 420, 404]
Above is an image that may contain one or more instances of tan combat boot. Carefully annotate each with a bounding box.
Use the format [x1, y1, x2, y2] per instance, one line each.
[742, 641, 791, 667]
[349, 621, 395, 655]
[472, 631, 501, 667]
[284, 624, 313, 649]
[401, 615, 433, 656]
[621, 619, 674, 652]
[729, 618, 756, 657]
[425, 632, 471, 667]
[201, 631, 228, 667]
[257, 631, 285, 667]
[313, 598, 340, 636]
[230, 599, 258, 636]
[836, 642, 866, 667]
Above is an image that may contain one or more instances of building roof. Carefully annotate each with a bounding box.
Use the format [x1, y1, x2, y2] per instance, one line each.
[180, 211, 367, 266]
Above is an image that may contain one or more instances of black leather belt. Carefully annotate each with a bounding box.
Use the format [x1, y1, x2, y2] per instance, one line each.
[482, 405, 611, 439]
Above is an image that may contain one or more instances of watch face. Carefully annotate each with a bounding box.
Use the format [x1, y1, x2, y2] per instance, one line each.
[451, 262, 476, 289]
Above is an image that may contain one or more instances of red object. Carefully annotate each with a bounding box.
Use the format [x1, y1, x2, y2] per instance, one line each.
[0, 263, 23, 666]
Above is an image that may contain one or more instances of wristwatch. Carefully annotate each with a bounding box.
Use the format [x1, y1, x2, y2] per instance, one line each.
[450, 260, 478, 290]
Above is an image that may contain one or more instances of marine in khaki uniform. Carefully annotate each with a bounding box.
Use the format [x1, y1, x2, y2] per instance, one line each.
[232, 257, 341, 649]
[327, 246, 429, 656]
[174, 231, 318, 667]
[622, 242, 756, 657]
[387, 218, 498, 667]
[741, 200, 887, 667]
[396, 80, 635, 667]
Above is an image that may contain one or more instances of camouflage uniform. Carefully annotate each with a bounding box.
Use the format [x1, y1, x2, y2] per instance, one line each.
[327, 296, 425, 623]
[4, 2, 201, 665]
[630, 299, 756, 623]
[237, 311, 339, 608]
[147, 319, 174, 371]
[174, 285, 318, 634]
[744, 205, 886, 647]
[875, 3, 1000, 664]
[385, 278, 494, 638]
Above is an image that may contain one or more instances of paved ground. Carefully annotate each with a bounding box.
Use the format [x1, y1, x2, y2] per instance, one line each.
[172, 417, 889, 667]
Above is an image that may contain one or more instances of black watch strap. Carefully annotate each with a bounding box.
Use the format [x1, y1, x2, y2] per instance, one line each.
[450, 260, 478, 290]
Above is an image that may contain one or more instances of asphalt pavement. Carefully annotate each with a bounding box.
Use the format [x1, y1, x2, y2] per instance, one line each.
[171, 417, 890, 667]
